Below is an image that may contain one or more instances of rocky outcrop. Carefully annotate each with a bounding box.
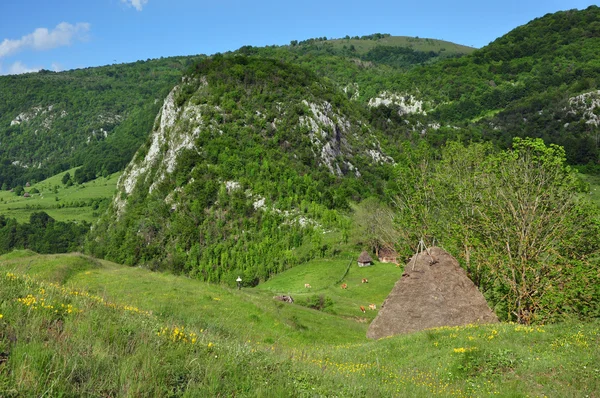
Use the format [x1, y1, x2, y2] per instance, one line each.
[368, 92, 426, 115]
[568, 90, 600, 127]
[114, 83, 206, 215]
[300, 100, 393, 177]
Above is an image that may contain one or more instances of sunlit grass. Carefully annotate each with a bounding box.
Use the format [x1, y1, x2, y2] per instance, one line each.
[0, 168, 120, 223]
[1, 250, 599, 396]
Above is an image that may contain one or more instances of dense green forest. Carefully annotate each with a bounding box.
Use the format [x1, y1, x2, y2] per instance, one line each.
[0, 56, 202, 188]
[0, 212, 88, 255]
[88, 55, 397, 283]
[0, 36, 467, 190]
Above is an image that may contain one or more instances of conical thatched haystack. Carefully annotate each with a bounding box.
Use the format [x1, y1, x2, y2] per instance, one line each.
[367, 247, 498, 339]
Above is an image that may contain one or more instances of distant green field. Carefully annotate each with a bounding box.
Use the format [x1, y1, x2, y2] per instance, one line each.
[325, 35, 476, 56]
[0, 168, 120, 223]
[258, 256, 404, 320]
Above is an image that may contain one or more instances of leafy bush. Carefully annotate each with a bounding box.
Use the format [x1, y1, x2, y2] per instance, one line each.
[296, 294, 334, 312]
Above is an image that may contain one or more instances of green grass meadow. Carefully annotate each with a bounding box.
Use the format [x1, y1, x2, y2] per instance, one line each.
[580, 172, 600, 208]
[1, 250, 598, 397]
[0, 168, 120, 223]
[325, 35, 476, 56]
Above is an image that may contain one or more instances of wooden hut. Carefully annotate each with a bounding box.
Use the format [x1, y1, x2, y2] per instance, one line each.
[357, 251, 373, 267]
[378, 247, 398, 264]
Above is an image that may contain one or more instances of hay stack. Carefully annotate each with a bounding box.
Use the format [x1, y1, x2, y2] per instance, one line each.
[367, 247, 498, 339]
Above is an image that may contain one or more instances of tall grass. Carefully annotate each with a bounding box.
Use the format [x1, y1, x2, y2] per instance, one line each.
[1, 252, 599, 397]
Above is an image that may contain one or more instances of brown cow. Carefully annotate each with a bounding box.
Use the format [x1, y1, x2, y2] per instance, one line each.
[361, 278, 368, 283]
[360, 306, 366, 313]
[341, 283, 348, 289]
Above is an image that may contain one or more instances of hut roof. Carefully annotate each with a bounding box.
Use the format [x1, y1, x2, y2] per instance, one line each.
[367, 247, 498, 339]
[378, 247, 397, 258]
[358, 251, 373, 263]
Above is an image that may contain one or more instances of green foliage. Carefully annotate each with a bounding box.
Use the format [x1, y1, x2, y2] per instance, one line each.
[0, 212, 88, 255]
[0, 56, 203, 188]
[61, 172, 71, 185]
[392, 139, 600, 323]
[296, 294, 334, 312]
[89, 55, 396, 283]
[351, 197, 398, 255]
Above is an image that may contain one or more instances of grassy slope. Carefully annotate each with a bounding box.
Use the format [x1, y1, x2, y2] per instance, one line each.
[325, 36, 476, 55]
[0, 168, 119, 223]
[580, 173, 600, 208]
[1, 250, 599, 397]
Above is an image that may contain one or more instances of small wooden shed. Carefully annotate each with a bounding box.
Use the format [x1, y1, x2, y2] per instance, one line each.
[378, 247, 398, 264]
[357, 251, 373, 267]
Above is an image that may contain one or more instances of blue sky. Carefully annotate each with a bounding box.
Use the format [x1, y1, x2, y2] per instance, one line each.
[0, 0, 594, 75]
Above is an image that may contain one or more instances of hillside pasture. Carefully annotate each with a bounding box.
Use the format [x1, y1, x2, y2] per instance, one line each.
[325, 35, 476, 55]
[0, 168, 119, 223]
[1, 250, 599, 396]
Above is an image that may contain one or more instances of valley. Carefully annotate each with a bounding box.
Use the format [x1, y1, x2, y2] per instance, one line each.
[0, 4, 599, 397]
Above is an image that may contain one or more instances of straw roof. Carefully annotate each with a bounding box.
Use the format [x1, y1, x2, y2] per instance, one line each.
[378, 247, 397, 258]
[358, 251, 373, 263]
[367, 247, 498, 339]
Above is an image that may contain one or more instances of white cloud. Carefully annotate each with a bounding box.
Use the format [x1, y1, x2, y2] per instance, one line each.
[0, 61, 41, 75]
[51, 62, 63, 72]
[0, 22, 90, 59]
[121, 0, 148, 11]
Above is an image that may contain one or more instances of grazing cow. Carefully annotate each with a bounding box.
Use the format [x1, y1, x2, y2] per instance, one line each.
[361, 278, 368, 283]
[341, 283, 348, 289]
[273, 295, 294, 304]
[368, 304, 376, 310]
[360, 306, 366, 313]
[304, 283, 311, 288]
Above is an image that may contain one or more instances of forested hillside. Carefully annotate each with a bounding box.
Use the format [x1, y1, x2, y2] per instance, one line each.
[88, 56, 398, 282]
[0, 56, 202, 187]
[225, 7, 600, 165]
[0, 36, 462, 191]
[376, 6, 600, 164]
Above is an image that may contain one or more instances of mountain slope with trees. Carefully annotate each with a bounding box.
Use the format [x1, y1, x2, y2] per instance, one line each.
[0, 56, 202, 188]
[87, 55, 399, 282]
[0, 36, 467, 192]
[372, 5, 600, 165]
